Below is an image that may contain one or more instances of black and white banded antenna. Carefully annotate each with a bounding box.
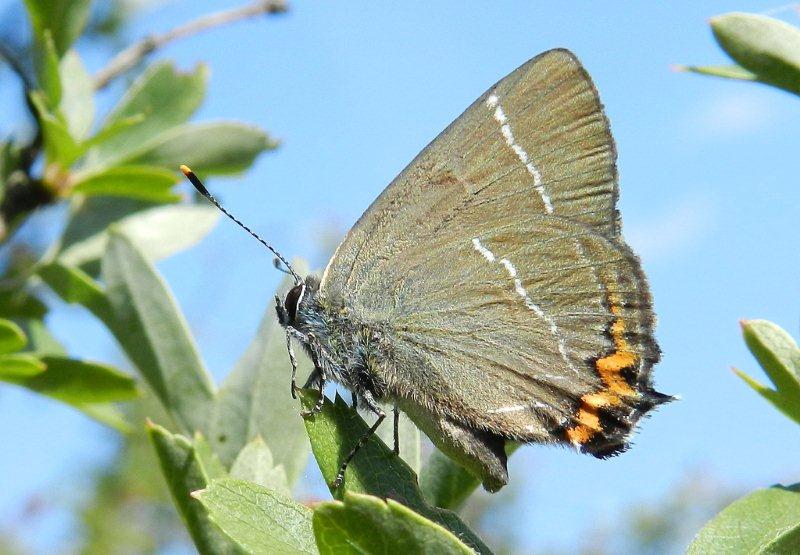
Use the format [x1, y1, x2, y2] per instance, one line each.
[180, 165, 302, 284]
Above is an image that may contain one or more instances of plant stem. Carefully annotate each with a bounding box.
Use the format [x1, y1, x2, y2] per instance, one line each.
[93, 0, 288, 90]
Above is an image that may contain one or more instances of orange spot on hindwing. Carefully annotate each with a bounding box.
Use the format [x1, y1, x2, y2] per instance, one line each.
[566, 291, 638, 446]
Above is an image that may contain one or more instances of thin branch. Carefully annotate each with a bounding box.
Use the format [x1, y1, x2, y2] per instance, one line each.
[93, 0, 287, 90]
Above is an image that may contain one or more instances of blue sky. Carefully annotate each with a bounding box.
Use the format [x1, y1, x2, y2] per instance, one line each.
[2, 1, 800, 552]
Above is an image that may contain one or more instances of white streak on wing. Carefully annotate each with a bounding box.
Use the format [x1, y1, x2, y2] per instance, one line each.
[471, 237, 577, 375]
[487, 404, 527, 414]
[488, 401, 551, 415]
[484, 92, 553, 214]
[472, 237, 495, 262]
[499, 258, 517, 277]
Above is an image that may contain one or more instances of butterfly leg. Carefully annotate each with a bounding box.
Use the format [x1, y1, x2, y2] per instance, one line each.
[393, 405, 400, 455]
[284, 328, 299, 399]
[332, 390, 385, 489]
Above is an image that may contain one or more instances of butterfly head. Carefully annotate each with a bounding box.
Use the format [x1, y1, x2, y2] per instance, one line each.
[276, 275, 320, 328]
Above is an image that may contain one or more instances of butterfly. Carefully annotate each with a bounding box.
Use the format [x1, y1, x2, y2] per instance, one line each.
[184, 48, 670, 492]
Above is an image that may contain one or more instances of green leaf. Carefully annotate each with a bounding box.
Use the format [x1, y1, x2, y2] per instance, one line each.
[73, 402, 131, 433]
[41, 256, 211, 435]
[211, 265, 311, 485]
[13, 356, 137, 403]
[58, 49, 95, 140]
[193, 432, 229, 481]
[71, 165, 181, 202]
[0, 354, 46, 378]
[102, 233, 215, 435]
[35, 30, 61, 107]
[30, 91, 82, 166]
[57, 201, 219, 271]
[23, 319, 65, 356]
[229, 437, 290, 495]
[689, 484, 800, 553]
[1, 355, 136, 402]
[300, 391, 491, 554]
[314, 492, 474, 555]
[82, 113, 145, 150]
[128, 121, 275, 175]
[0, 289, 48, 319]
[420, 450, 480, 511]
[676, 64, 758, 81]
[193, 478, 317, 555]
[420, 444, 518, 511]
[24, 0, 91, 55]
[38, 261, 113, 319]
[0, 354, 136, 431]
[0, 319, 27, 354]
[90, 62, 208, 169]
[711, 12, 800, 95]
[148, 422, 244, 554]
[737, 320, 800, 424]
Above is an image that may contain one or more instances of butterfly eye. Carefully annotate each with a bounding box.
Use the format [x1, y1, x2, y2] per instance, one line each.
[284, 284, 305, 322]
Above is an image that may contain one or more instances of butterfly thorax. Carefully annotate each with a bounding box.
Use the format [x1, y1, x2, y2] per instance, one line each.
[282, 276, 392, 402]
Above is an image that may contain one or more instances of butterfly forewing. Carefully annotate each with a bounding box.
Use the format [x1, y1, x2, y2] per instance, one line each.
[322, 49, 619, 300]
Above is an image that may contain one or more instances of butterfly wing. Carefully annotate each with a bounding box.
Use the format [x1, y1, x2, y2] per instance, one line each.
[319, 49, 664, 467]
[381, 210, 662, 452]
[322, 48, 620, 300]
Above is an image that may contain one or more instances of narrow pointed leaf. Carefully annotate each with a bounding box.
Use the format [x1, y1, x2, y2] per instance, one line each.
[103, 233, 215, 435]
[738, 320, 800, 424]
[128, 122, 275, 175]
[0, 354, 45, 378]
[30, 91, 82, 166]
[6, 356, 138, 403]
[0, 355, 136, 431]
[38, 261, 113, 320]
[711, 12, 800, 95]
[59, 49, 94, 140]
[741, 320, 800, 399]
[148, 422, 243, 554]
[314, 492, 473, 555]
[0, 319, 27, 354]
[677, 64, 757, 81]
[35, 30, 61, 107]
[689, 484, 800, 553]
[193, 478, 317, 555]
[300, 391, 491, 554]
[71, 165, 181, 202]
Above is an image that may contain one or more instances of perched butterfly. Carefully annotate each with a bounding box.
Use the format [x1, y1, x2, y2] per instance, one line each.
[184, 48, 670, 492]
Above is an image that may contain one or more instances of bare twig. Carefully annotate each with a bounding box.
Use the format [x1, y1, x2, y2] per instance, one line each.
[93, 0, 287, 90]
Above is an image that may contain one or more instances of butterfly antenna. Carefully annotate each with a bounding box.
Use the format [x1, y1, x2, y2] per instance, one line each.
[181, 165, 301, 284]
